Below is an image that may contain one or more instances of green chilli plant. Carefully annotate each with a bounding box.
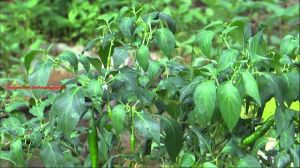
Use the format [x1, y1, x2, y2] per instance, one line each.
[0, 5, 299, 168]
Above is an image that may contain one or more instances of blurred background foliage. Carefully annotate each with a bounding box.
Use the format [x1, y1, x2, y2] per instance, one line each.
[0, 0, 299, 73]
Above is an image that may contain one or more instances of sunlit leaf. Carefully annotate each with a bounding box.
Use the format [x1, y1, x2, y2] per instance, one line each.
[217, 82, 241, 130]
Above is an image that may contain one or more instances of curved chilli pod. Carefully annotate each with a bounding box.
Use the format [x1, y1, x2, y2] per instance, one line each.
[241, 116, 274, 146]
[88, 111, 99, 167]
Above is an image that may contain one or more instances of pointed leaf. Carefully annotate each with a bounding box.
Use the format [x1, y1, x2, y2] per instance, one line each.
[280, 35, 298, 56]
[119, 17, 135, 37]
[280, 123, 295, 150]
[28, 60, 52, 98]
[87, 57, 102, 72]
[193, 80, 216, 123]
[161, 116, 183, 163]
[217, 82, 242, 130]
[10, 139, 25, 167]
[280, 72, 299, 104]
[157, 12, 176, 33]
[217, 49, 239, 72]
[112, 47, 129, 68]
[79, 55, 90, 72]
[49, 87, 86, 137]
[262, 73, 284, 108]
[155, 28, 175, 58]
[135, 112, 160, 144]
[197, 30, 215, 57]
[58, 51, 78, 72]
[83, 38, 100, 53]
[242, 72, 261, 106]
[40, 142, 63, 168]
[24, 49, 44, 73]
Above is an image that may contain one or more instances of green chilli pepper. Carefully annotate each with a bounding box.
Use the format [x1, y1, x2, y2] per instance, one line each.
[88, 111, 99, 167]
[241, 116, 274, 146]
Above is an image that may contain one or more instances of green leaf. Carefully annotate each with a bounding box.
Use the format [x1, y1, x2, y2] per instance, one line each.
[180, 77, 202, 101]
[147, 60, 161, 81]
[217, 82, 241, 130]
[111, 104, 127, 134]
[193, 80, 216, 123]
[289, 145, 300, 167]
[280, 35, 298, 56]
[237, 155, 261, 168]
[83, 38, 100, 53]
[275, 107, 292, 134]
[40, 142, 63, 168]
[49, 87, 86, 137]
[155, 28, 176, 58]
[136, 45, 150, 71]
[98, 37, 113, 68]
[0, 151, 15, 165]
[166, 100, 182, 119]
[280, 123, 295, 150]
[10, 139, 25, 166]
[161, 116, 183, 163]
[98, 131, 113, 161]
[1, 117, 25, 136]
[119, 17, 135, 37]
[29, 131, 43, 147]
[217, 49, 239, 72]
[5, 100, 28, 113]
[280, 72, 299, 104]
[220, 140, 241, 156]
[24, 49, 44, 73]
[86, 80, 103, 98]
[87, 57, 102, 72]
[79, 55, 90, 72]
[28, 60, 52, 98]
[262, 73, 284, 108]
[242, 72, 261, 106]
[197, 30, 215, 57]
[248, 31, 266, 59]
[112, 47, 129, 68]
[58, 51, 78, 72]
[135, 112, 160, 144]
[29, 101, 46, 118]
[203, 162, 218, 168]
[275, 152, 291, 168]
[251, 137, 269, 155]
[180, 153, 195, 167]
[157, 12, 176, 33]
[228, 18, 251, 45]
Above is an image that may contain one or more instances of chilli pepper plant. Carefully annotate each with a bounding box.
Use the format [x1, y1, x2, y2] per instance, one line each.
[0, 6, 299, 168]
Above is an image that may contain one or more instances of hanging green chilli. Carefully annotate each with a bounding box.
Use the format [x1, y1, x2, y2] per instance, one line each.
[88, 111, 99, 167]
[241, 116, 274, 146]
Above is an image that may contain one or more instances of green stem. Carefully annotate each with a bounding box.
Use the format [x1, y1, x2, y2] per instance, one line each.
[130, 107, 136, 153]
